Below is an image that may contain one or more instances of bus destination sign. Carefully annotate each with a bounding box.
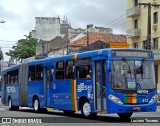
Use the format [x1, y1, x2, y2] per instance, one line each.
[112, 50, 152, 58]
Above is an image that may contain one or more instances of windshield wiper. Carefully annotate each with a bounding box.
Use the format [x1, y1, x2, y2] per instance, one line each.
[141, 59, 146, 80]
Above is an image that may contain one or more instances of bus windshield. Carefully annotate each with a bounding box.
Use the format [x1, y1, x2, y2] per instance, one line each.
[110, 60, 156, 90]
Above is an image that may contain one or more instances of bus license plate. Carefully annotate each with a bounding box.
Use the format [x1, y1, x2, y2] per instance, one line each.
[133, 106, 141, 110]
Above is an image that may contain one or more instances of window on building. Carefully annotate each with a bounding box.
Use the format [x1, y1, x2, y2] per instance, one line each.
[134, 19, 138, 29]
[66, 60, 75, 79]
[153, 12, 158, 24]
[134, 0, 138, 7]
[153, 38, 158, 49]
[143, 40, 147, 49]
[133, 43, 138, 48]
[56, 61, 64, 80]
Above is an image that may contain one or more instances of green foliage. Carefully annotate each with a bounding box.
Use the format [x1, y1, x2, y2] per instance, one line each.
[5, 35, 38, 61]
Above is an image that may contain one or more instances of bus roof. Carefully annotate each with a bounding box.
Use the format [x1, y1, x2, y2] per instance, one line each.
[2, 48, 153, 73]
[2, 64, 20, 74]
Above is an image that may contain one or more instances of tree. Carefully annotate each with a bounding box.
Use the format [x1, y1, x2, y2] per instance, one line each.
[6, 35, 38, 62]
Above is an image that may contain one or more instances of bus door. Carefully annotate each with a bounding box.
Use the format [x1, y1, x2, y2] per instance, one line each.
[44, 66, 54, 107]
[95, 60, 106, 111]
[1, 74, 7, 105]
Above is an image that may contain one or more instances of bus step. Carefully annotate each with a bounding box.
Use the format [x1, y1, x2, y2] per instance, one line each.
[95, 110, 107, 114]
[47, 108, 53, 111]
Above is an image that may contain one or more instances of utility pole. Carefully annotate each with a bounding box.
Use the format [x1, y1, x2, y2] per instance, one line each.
[67, 39, 69, 55]
[139, 2, 160, 50]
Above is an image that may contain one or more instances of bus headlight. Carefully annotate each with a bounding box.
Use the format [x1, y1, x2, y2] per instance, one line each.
[108, 94, 123, 104]
[149, 94, 158, 103]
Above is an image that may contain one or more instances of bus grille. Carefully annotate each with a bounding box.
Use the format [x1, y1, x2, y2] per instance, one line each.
[124, 93, 137, 104]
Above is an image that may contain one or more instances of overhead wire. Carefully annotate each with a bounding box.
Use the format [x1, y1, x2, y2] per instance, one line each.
[111, 11, 147, 29]
[102, 13, 127, 27]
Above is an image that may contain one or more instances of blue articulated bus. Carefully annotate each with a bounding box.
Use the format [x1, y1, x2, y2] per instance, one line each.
[0, 79, 1, 97]
[1, 48, 158, 118]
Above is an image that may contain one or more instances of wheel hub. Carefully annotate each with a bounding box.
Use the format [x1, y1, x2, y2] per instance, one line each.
[34, 100, 38, 111]
[83, 102, 91, 116]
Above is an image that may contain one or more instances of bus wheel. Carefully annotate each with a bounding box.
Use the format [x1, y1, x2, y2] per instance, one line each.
[117, 113, 133, 118]
[33, 98, 40, 112]
[81, 101, 97, 118]
[8, 98, 19, 110]
[8, 98, 13, 110]
[63, 110, 75, 115]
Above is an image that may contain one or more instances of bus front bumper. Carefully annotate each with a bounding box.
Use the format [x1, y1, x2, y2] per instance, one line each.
[108, 101, 157, 114]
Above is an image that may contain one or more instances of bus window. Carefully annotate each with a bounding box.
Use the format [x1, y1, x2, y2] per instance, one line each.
[15, 69, 18, 83]
[77, 65, 92, 79]
[7, 72, 10, 84]
[6, 69, 19, 84]
[56, 61, 64, 80]
[66, 60, 74, 79]
[29, 65, 36, 81]
[36, 65, 43, 81]
[46, 68, 54, 88]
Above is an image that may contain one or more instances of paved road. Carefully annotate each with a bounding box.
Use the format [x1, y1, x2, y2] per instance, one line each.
[0, 98, 160, 126]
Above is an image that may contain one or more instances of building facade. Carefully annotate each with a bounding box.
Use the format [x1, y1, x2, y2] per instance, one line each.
[30, 17, 70, 41]
[36, 36, 67, 55]
[69, 33, 128, 52]
[126, 0, 160, 88]
[67, 25, 113, 42]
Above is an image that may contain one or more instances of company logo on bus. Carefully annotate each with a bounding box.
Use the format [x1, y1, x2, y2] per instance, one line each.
[77, 83, 92, 92]
[137, 90, 148, 94]
[7, 86, 16, 93]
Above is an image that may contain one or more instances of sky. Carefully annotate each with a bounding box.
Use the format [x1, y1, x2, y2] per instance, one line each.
[0, 0, 127, 61]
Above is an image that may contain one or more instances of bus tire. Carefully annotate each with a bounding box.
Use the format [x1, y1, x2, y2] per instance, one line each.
[63, 110, 75, 115]
[81, 101, 97, 118]
[33, 98, 40, 112]
[8, 98, 13, 110]
[8, 98, 19, 111]
[117, 112, 133, 118]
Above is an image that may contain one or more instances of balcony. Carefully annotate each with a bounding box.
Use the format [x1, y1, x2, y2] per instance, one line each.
[152, 24, 157, 30]
[154, 49, 160, 60]
[126, 7, 140, 17]
[127, 28, 140, 37]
